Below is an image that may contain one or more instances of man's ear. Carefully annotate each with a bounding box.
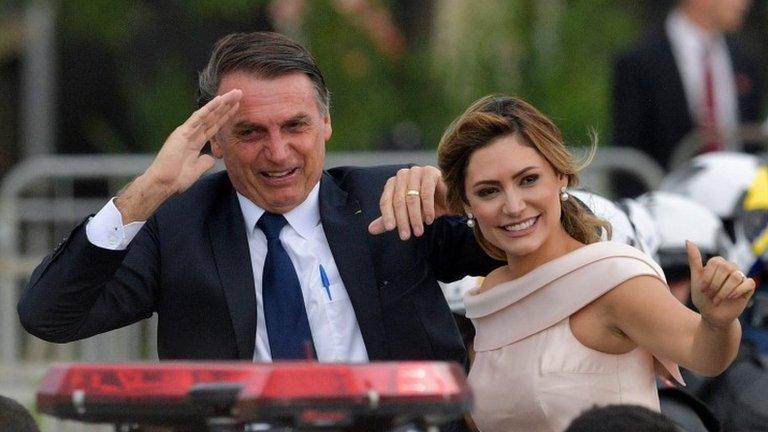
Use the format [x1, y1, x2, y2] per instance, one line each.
[209, 135, 223, 159]
[323, 114, 332, 141]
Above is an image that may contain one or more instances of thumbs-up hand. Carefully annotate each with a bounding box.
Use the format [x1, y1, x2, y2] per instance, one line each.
[688, 241, 755, 329]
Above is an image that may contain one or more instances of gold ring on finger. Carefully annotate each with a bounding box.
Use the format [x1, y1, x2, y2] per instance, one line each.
[734, 270, 746, 282]
[405, 189, 420, 197]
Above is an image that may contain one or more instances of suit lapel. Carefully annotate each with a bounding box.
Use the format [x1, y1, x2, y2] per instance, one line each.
[208, 179, 256, 359]
[659, 33, 693, 126]
[319, 174, 388, 360]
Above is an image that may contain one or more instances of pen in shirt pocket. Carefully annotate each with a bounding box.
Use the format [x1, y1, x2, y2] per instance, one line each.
[319, 264, 332, 301]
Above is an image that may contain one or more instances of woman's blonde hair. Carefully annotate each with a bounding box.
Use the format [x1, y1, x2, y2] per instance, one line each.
[437, 95, 610, 260]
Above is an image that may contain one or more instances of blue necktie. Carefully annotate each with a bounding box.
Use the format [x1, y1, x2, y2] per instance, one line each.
[257, 212, 315, 360]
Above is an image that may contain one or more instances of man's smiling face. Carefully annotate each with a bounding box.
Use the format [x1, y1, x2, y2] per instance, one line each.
[211, 72, 332, 213]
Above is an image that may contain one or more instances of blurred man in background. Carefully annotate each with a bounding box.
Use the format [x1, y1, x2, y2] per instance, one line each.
[612, 0, 763, 177]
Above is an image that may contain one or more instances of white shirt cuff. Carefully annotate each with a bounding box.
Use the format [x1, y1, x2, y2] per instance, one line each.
[85, 198, 146, 250]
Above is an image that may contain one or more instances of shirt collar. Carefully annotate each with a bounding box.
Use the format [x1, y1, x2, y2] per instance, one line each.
[237, 182, 321, 240]
[668, 9, 725, 53]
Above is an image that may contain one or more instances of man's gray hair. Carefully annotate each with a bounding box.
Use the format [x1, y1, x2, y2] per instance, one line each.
[198, 32, 330, 115]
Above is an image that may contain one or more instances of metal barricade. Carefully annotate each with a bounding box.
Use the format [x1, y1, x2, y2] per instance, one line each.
[0, 155, 158, 366]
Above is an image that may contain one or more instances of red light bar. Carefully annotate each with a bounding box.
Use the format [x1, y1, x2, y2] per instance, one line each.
[36, 361, 472, 428]
[235, 362, 471, 427]
[37, 362, 259, 424]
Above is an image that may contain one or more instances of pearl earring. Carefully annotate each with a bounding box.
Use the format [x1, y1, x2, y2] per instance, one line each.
[560, 186, 570, 202]
[466, 213, 476, 228]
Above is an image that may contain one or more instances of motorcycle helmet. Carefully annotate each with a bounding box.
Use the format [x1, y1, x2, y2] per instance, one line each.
[570, 189, 636, 246]
[636, 191, 732, 282]
[618, 197, 661, 261]
[659, 152, 760, 229]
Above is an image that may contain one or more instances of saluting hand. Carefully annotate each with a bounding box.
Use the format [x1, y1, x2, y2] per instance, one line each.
[687, 240, 755, 330]
[115, 89, 242, 223]
[146, 89, 242, 194]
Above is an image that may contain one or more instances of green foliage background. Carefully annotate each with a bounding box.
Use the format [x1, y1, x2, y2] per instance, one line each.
[41, 1, 760, 154]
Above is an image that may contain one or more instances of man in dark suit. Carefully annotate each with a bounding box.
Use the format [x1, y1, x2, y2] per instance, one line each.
[17, 32, 497, 366]
[612, 0, 763, 174]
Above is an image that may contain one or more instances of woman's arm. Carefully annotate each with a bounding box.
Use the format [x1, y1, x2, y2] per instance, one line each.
[602, 242, 754, 376]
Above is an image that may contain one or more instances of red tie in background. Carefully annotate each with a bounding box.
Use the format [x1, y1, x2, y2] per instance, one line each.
[701, 43, 722, 152]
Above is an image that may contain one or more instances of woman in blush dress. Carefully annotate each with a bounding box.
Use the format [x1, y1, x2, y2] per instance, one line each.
[433, 95, 755, 432]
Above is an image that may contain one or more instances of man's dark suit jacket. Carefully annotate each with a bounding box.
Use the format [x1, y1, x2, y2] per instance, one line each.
[612, 29, 764, 171]
[18, 166, 499, 364]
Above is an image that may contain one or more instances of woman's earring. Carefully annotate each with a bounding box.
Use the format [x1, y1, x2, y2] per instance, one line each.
[560, 186, 570, 202]
[466, 213, 476, 228]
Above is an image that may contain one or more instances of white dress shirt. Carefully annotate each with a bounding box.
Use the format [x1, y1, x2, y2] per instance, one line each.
[86, 184, 369, 363]
[667, 9, 740, 149]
